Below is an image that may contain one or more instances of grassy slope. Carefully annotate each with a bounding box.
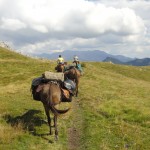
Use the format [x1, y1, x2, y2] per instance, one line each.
[0, 47, 150, 150]
[79, 62, 150, 150]
[0, 47, 70, 150]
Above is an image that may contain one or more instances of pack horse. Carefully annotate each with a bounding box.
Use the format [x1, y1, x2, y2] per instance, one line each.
[31, 72, 75, 140]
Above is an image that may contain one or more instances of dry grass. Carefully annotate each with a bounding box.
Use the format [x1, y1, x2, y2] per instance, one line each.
[0, 123, 23, 144]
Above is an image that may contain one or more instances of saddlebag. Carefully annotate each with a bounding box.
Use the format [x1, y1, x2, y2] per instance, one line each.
[31, 77, 43, 101]
[61, 88, 72, 102]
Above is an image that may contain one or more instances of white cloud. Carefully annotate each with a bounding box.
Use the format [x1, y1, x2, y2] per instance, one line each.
[32, 25, 48, 33]
[0, 17, 26, 31]
[0, 0, 149, 58]
[136, 46, 143, 53]
[85, 6, 145, 35]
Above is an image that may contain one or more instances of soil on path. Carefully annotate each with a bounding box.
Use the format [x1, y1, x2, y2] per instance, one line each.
[67, 98, 83, 150]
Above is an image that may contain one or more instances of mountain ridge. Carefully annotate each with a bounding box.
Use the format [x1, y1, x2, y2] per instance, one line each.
[103, 56, 150, 66]
[1, 41, 149, 66]
[36, 50, 134, 62]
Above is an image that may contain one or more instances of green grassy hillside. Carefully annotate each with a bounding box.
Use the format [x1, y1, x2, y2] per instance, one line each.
[0, 47, 150, 150]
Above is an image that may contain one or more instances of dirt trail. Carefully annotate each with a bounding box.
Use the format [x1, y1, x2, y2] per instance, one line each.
[67, 98, 83, 150]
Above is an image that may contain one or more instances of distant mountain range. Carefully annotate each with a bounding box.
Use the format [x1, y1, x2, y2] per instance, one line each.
[103, 57, 124, 64]
[125, 58, 150, 66]
[103, 57, 150, 66]
[36, 50, 150, 66]
[0, 40, 149, 66]
[37, 50, 133, 62]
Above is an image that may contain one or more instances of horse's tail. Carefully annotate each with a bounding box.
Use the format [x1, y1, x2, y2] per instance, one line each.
[50, 105, 70, 115]
[48, 84, 70, 115]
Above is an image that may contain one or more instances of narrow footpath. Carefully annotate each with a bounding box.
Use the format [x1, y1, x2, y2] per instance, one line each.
[67, 98, 84, 150]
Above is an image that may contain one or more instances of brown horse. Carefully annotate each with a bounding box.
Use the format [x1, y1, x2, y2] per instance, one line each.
[64, 67, 81, 97]
[36, 81, 70, 140]
[55, 63, 65, 72]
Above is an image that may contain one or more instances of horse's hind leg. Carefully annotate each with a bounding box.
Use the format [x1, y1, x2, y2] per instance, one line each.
[76, 88, 78, 97]
[76, 81, 79, 97]
[44, 105, 52, 135]
[54, 114, 58, 140]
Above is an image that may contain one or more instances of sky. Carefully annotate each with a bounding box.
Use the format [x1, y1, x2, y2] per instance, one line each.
[0, 0, 150, 58]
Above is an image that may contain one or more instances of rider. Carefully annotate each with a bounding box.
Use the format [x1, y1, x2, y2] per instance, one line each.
[57, 55, 64, 64]
[73, 55, 83, 74]
[55, 55, 64, 71]
[73, 55, 79, 64]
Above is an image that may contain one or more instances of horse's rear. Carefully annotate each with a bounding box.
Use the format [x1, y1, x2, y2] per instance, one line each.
[64, 67, 81, 96]
[41, 83, 61, 105]
[39, 82, 70, 140]
[55, 64, 64, 72]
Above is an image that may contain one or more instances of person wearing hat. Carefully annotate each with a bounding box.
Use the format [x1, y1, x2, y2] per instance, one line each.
[73, 55, 79, 64]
